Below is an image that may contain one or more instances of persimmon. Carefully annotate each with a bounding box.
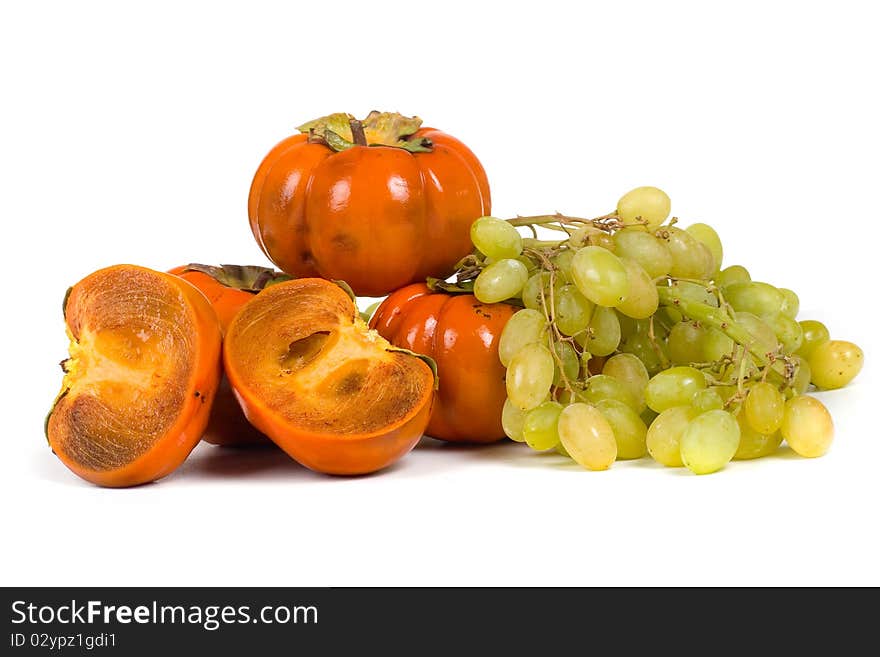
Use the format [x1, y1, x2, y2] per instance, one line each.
[169, 264, 289, 447]
[248, 111, 491, 296]
[223, 278, 435, 474]
[46, 265, 222, 487]
[370, 283, 515, 443]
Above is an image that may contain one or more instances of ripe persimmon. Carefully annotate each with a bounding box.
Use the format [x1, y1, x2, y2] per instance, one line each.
[46, 265, 222, 487]
[223, 278, 435, 474]
[248, 111, 490, 296]
[169, 264, 289, 447]
[370, 283, 515, 443]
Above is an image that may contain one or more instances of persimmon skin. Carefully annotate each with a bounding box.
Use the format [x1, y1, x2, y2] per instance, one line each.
[48, 265, 222, 487]
[169, 266, 270, 447]
[370, 283, 515, 443]
[223, 278, 434, 475]
[248, 128, 490, 297]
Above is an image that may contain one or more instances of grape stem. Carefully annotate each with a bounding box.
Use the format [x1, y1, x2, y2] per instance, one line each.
[656, 286, 788, 383]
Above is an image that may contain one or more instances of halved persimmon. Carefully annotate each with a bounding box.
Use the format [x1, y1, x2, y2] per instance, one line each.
[223, 278, 435, 475]
[169, 264, 290, 447]
[46, 265, 222, 487]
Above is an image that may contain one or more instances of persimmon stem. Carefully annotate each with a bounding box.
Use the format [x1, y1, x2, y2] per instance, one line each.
[349, 119, 367, 146]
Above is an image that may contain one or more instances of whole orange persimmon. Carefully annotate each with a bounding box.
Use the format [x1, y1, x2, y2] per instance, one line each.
[370, 283, 515, 443]
[248, 111, 491, 296]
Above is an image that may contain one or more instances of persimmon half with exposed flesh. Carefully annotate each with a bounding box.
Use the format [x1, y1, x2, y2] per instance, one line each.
[223, 278, 435, 475]
[46, 265, 222, 487]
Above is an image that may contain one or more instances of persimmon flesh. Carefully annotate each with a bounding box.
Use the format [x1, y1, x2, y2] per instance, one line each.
[47, 265, 222, 487]
[223, 278, 435, 475]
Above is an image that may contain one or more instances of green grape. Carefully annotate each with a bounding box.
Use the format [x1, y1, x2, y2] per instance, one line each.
[613, 230, 673, 278]
[557, 403, 618, 470]
[790, 355, 811, 396]
[737, 311, 779, 356]
[723, 281, 783, 319]
[616, 186, 671, 231]
[779, 288, 800, 319]
[596, 399, 648, 459]
[501, 398, 527, 442]
[715, 265, 750, 289]
[641, 407, 659, 427]
[616, 313, 643, 339]
[552, 340, 580, 386]
[702, 327, 734, 362]
[522, 272, 554, 311]
[506, 343, 555, 410]
[743, 381, 785, 434]
[680, 409, 740, 475]
[616, 258, 659, 319]
[669, 280, 718, 307]
[646, 405, 696, 467]
[767, 313, 804, 353]
[570, 246, 629, 307]
[667, 321, 706, 365]
[576, 305, 621, 357]
[692, 388, 723, 413]
[470, 216, 523, 260]
[781, 395, 834, 457]
[582, 374, 640, 412]
[734, 413, 782, 460]
[796, 320, 830, 358]
[645, 366, 706, 412]
[474, 258, 529, 304]
[619, 331, 667, 376]
[664, 227, 714, 279]
[553, 284, 594, 336]
[522, 401, 563, 451]
[808, 340, 864, 390]
[552, 249, 575, 282]
[602, 353, 649, 413]
[685, 223, 723, 273]
[498, 308, 547, 367]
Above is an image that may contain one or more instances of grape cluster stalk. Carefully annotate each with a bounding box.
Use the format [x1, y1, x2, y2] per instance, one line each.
[447, 186, 863, 474]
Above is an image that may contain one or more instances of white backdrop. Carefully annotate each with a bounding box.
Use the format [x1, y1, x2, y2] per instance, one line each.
[1, 0, 877, 586]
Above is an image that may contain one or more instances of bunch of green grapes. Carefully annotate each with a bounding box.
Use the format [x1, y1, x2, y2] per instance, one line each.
[457, 186, 863, 475]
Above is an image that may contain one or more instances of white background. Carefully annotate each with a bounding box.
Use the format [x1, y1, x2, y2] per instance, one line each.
[2, 1, 877, 586]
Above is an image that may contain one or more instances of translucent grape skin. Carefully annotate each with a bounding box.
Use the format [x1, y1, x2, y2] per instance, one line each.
[646, 405, 696, 467]
[767, 313, 804, 353]
[616, 186, 671, 231]
[616, 258, 659, 319]
[474, 258, 529, 304]
[779, 288, 800, 319]
[743, 381, 785, 434]
[667, 321, 706, 365]
[522, 401, 563, 451]
[576, 305, 621, 357]
[506, 343, 555, 410]
[796, 320, 830, 358]
[781, 396, 834, 457]
[557, 403, 618, 470]
[522, 272, 556, 311]
[808, 340, 864, 390]
[734, 413, 782, 460]
[664, 227, 714, 279]
[679, 409, 741, 475]
[552, 341, 580, 386]
[645, 366, 707, 412]
[582, 374, 640, 412]
[501, 398, 526, 442]
[596, 399, 648, 459]
[570, 246, 629, 307]
[553, 284, 594, 336]
[498, 308, 547, 367]
[602, 353, 649, 413]
[715, 264, 750, 289]
[691, 388, 723, 413]
[470, 216, 523, 260]
[723, 281, 783, 319]
[613, 230, 672, 278]
[790, 355, 811, 396]
[685, 223, 723, 273]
